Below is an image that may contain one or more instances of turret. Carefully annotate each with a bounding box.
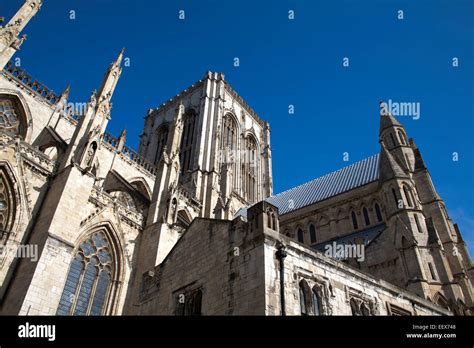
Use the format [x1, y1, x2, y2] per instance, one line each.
[379, 101, 415, 172]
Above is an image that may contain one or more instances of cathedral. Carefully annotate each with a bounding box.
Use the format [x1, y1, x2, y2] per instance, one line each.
[0, 1, 472, 316]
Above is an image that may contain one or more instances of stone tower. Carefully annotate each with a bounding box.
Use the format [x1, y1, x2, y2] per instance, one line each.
[378, 106, 472, 313]
[127, 72, 273, 306]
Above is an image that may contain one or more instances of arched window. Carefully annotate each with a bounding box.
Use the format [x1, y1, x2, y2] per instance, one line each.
[428, 262, 437, 281]
[312, 288, 321, 316]
[154, 125, 169, 164]
[176, 288, 203, 316]
[350, 298, 361, 316]
[57, 231, 116, 315]
[363, 207, 370, 226]
[221, 114, 237, 188]
[309, 224, 316, 244]
[0, 167, 16, 242]
[242, 135, 258, 203]
[390, 133, 396, 147]
[179, 110, 198, 174]
[414, 214, 423, 233]
[351, 211, 358, 230]
[271, 213, 277, 231]
[299, 280, 311, 316]
[0, 97, 26, 138]
[398, 130, 406, 145]
[360, 303, 371, 316]
[392, 188, 399, 207]
[297, 228, 304, 243]
[267, 210, 273, 229]
[403, 185, 413, 207]
[374, 203, 383, 222]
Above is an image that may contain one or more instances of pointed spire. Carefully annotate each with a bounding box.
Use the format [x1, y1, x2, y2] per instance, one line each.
[97, 48, 125, 102]
[54, 85, 70, 113]
[379, 100, 402, 134]
[112, 47, 125, 68]
[60, 85, 71, 99]
[0, 0, 43, 70]
[117, 128, 127, 152]
[379, 141, 408, 182]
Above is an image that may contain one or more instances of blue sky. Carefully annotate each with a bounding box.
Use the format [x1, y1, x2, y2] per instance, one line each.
[3, 0, 473, 254]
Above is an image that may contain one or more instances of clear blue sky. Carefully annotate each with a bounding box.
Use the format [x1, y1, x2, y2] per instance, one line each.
[3, 0, 474, 253]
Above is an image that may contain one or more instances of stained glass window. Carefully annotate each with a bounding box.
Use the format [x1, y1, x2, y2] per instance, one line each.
[56, 231, 114, 315]
[0, 170, 15, 242]
[0, 100, 20, 134]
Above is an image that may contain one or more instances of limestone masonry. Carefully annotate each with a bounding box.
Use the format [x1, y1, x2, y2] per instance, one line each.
[0, 1, 472, 316]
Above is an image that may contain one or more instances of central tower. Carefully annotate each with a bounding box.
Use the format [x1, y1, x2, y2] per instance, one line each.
[128, 72, 273, 303]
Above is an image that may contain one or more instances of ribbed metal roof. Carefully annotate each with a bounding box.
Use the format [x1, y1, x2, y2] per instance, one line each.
[235, 153, 380, 218]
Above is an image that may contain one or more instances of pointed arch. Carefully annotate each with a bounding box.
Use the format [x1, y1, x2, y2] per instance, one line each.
[129, 177, 152, 202]
[309, 223, 316, 244]
[299, 279, 311, 316]
[154, 124, 169, 164]
[221, 112, 239, 189]
[374, 202, 383, 222]
[351, 211, 358, 230]
[0, 89, 33, 142]
[433, 292, 450, 310]
[57, 222, 124, 315]
[179, 108, 198, 174]
[0, 162, 20, 242]
[242, 132, 259, 203]
[362, 206, 370, 226]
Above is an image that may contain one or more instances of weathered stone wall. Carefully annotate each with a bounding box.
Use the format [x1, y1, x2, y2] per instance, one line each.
[135, 217, 266, 315]
[263, 229, 451, 316]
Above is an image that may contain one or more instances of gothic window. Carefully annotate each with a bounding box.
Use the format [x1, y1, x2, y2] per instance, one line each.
[350, 298, 371, 316]
[390, 133, 396, 147]
[351, 211, 358, 230]
[0, 98, 25, 138]
[0, 169, 15, 242]
[414, 214, 423, 233]
[271, 213, 277, 230]
[350, 298, 361, 316]
[392, 188, 399, 207]
[267, 210, 273, 229]
[363, 207, 370, 226]
[297, 228, 304, 243]
[179, 110, 198, 175]
[221, 114, 237, 188]
[398, 130, 406, 145]
[57, 231, 115, 315]
[428, 262, 437, 281]
[374, 203, 383, 222]
[154, 125, 169, 164]
[360, 303, 371, 316]
[309, 224, 316, 244]
[242, 135, 258, 203]
[175, 288, 202, 316]
[403, 185, 413, 207]
[299, 280, 311, 316]
[312, 288, 322, 316]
